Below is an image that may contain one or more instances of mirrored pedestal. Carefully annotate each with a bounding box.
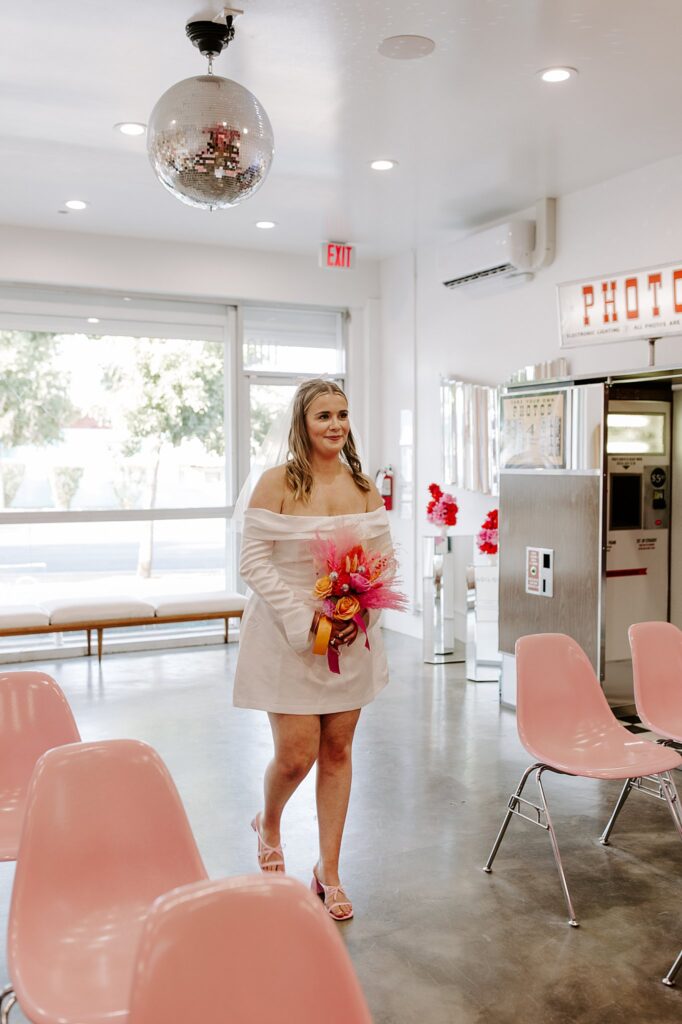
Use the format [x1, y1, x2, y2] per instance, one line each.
[423, 535, 466, 664]
[466, 562, 501, 682]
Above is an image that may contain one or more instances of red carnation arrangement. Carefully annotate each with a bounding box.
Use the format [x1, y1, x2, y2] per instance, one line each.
[426, 483, 458, 528]
[477, 508, 499, 555]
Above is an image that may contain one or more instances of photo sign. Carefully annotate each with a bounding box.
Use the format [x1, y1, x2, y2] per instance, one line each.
[558, 261, 682, 347]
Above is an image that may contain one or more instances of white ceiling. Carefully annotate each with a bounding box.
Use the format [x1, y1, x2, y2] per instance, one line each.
[2, 0, 682, 260]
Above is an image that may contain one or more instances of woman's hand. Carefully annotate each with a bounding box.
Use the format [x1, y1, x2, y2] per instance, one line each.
[329, 617, 358, 649]
[329, 609, 369, 649]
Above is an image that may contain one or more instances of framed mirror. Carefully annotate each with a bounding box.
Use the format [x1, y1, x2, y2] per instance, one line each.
[441, 379, 499, 495]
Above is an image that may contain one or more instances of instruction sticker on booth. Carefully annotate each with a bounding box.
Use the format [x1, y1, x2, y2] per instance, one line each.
[526, 547, 554, 597]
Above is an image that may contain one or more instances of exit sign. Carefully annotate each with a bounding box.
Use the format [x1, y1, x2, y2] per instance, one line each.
[320, 241, 355, 270]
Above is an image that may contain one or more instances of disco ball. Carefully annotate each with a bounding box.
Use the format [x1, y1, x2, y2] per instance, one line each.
[147, 74, 274, 210]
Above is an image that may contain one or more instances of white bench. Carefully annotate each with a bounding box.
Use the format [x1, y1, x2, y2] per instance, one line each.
[0, 592, 246, 661]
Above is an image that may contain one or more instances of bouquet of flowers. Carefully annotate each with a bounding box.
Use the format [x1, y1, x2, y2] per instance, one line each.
[310, 528, 407, 674]
[426, 483, 458, 529]
[477, 508, 499, 555]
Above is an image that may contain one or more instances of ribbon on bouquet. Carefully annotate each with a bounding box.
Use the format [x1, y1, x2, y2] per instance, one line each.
[353, 612, 371, 651]
[312, 613, 371, 675]
[312, 615, 333, 656]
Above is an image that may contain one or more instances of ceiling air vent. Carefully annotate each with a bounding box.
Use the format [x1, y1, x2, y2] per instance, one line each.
[443, 263, 515, 290]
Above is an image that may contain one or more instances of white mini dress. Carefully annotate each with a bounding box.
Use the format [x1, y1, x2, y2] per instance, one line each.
[233, 506, 391, 714]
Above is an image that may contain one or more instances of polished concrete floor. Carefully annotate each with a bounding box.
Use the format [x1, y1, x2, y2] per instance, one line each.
[1, 631, 681, 1023]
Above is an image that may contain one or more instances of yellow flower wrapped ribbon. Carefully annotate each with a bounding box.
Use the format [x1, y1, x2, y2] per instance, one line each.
[313, 575, 333, 599]
[334, 596, 361, 621]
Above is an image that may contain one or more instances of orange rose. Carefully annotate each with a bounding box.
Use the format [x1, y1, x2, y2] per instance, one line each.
[313, 575, 333, 599]
[334, 596, 361, 621]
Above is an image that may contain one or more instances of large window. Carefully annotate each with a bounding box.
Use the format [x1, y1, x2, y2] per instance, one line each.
[1, 332, 226, 514]
[0, 290, 347, 659]
[1, 332, 230, 636]
[0, 289, 234, 657]
[241, 307, 345, 476]
[4, 518, 227, 603]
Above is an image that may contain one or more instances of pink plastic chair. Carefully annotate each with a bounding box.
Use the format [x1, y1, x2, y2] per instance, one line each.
[128, 875, 372, 1024]
[6, 739, 208, 1024]
[0, 672, 81, 1023]
[628, 622, 682, 988]
[0, 671, 80, 862]
[484, 634, 682, 926]
[629, 621, 682, 744]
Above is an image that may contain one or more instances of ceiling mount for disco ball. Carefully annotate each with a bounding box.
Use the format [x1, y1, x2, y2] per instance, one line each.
[147, 8, 274, 211]
[185, 15, 235, 67]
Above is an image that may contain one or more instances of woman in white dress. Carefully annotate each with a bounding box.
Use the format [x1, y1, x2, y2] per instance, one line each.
[233, 378, 392, 920]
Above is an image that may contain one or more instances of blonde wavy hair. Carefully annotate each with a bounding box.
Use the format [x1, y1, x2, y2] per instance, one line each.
[285, 379, 370, 502]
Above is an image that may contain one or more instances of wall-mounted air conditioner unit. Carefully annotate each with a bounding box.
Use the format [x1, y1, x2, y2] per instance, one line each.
[439, 198, 556, 292]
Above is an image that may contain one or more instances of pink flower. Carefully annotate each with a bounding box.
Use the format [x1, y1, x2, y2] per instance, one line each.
[349, 572, 372, 593]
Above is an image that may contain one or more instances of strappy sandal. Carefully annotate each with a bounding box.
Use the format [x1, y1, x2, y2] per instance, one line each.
[251, 813, 285, 873]
[311, 865, 354, 920]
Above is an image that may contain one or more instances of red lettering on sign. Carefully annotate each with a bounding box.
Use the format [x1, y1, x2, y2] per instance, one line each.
[624, 277, 639, 320]
[647, 273, 662, 316]
[321, 241, 353, 270]
[674, 269, 682, 313]
[602, 280, 618, 323]
[582, 285, 594, 326]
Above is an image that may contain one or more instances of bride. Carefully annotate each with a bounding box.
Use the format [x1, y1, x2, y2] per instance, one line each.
[233, 378, 393, 920]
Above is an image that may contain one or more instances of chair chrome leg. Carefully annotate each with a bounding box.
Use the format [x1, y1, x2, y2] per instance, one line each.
[599, 778, 633, 845]
[659, 772, 682, 840]
[0, 987, 13, 1019]
[535, 768, 579, 927]
[0, 991, 16, 1024]
[483, 763, 537, 873]
[663, 948, 682, 986]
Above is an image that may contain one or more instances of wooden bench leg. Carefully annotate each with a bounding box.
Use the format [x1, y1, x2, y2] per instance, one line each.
[225, 617, 229, 644]
[86, 629, 92, 657]
[97, 628, 103, 663]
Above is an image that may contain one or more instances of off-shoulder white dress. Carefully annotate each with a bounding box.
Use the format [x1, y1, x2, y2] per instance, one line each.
[233, 507, 391, 714]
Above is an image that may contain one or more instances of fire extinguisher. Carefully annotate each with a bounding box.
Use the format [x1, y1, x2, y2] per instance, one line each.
[375, 465, 394, 511]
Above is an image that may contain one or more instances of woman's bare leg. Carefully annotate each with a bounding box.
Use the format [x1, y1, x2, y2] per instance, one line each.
[258, 712, 320, 871]
[315, 708, 361, 909]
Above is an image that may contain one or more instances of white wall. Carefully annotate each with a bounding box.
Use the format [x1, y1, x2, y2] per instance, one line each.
[0, 225, 379, 309]
[377, 252, 420, 636]
[380, 150, 682, 634]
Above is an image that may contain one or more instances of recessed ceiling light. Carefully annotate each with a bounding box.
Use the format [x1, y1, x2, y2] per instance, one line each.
[370, 159, 397, 171]
[114, 122, 146, 136]
[122, 296, 132, 302]
[256, 220, 277, 229]
[65, 199, 88, 211]
[86, 317, 100, 324]
[538, 66, 577, 83]
[378, 35, 435, 60]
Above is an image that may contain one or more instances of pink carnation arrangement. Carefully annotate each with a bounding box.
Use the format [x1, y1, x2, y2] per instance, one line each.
[477, 509, 499, 555]
[426, 483, 458, 528]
